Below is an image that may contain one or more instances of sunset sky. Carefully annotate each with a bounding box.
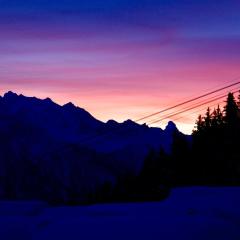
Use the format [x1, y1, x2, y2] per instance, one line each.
[1, 0, 240, 133]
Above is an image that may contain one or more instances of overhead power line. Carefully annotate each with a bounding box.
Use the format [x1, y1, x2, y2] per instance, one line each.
[135, 79, 240, 122]
[146, 86, 240, 124]
[172, 88, 240, 123]
[149, 89, 240, 125]
[172, 100, 226, 122]
[78, 78, 240, 145]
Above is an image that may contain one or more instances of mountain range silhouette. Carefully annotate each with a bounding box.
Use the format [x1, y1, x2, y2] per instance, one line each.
[0, 91, 188, 203]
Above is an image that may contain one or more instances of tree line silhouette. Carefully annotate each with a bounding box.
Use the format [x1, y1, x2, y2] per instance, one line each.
[0, 91, 239, 204]
[138, 91, 240, 194]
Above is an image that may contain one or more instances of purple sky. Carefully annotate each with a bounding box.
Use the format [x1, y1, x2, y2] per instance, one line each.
[1, 0, 240, 133]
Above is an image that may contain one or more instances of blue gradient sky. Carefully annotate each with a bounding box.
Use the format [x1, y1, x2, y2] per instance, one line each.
[1, 0, 240, 133]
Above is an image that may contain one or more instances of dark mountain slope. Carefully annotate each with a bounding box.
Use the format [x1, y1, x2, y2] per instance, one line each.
[0, 92, 189, 203]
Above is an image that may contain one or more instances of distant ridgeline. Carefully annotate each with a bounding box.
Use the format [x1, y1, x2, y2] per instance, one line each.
[0, 91, 238, 204]
[0, 91, 187, 204]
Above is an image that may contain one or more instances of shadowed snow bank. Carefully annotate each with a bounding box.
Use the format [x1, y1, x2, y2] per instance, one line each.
[0, 187, 240, 240]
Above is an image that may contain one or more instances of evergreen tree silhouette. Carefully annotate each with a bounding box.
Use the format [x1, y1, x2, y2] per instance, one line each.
[194, 114, 204, 133]
[224, 92, 239, 128]
[216, 105, 224, 126]
[192, 92, 240, 185]
[223, 92, 240, 183]
[237, 90, 240, 109]
[204, 107, 212, 129]
[211, 105, 224, 129]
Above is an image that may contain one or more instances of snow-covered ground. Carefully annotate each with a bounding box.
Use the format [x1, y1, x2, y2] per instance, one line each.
[0, 187, 240, 240]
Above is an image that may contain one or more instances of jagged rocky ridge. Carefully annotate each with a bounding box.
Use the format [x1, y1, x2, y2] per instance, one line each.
[0, 92, 188, 203]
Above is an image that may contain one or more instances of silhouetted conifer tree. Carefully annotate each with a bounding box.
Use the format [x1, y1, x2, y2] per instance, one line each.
[216, 105, 224, 126]
[192, 92, 240, 185]
[224, 92, 239, 128]
[211, 105, 224, 129]
[204, 107, 212, 129]
[237, 90, 240, 109]
[194, 114, 204, 133]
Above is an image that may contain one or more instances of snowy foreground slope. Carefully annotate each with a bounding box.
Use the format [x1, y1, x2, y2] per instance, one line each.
[1, 187, 240, 240]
